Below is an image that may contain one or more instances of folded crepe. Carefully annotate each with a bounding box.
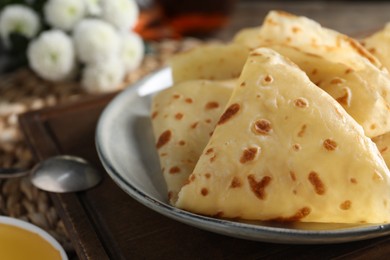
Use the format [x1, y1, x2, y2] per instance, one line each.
[233, 11, 390, 138]
[175, 48, 390, 224]
[264, 44, 390, 138]
[234, 10, 381, 68]
[151, 79, 234, 204]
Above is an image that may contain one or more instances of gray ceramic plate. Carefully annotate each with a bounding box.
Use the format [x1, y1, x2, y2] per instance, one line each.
[96, 67, 390, 244]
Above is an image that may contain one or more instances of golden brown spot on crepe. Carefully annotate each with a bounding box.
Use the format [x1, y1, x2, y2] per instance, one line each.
[350, 178, 357, 184]
[175, 113, 183, 120]
[345, 37, 377, 65]
[178, 140, 186, 146]
[297, 124, 307, 137]
[285, 37, 292, 43]
[368, 47, 376, 54]
[265, 18, 278, 26]
[380, 146, 388, 154]
[250, 52, 262, 57]
[274, 207, 311, 222]
[370, 124, 377, 130]
[294, 98, 308, 108]
[323, 139, 337, 151]
[330, 78, 344, 84]
[240, 81, 246, 87]
[314, 80, 322, 86]
[345, 68, 354, 74]
[185, 98, 193, 104]
[169, 166, 180, 174]
[204, 119, 211, 124]
[151, 111, 158, 119]
[205, 173, 211, 179]
[205, 148, 214, 155]
[292, 26, 301, 33]
[201, 188, 209, 196]
[248, 175, 272, 200]
[253, 119, 272, 135]
[160, 152, 167, 157]
[311, 69, 318, 75]
[156, 130, 171, 149]
[218, 103, 240, 125]
[262, 75, 274, 85]
[190, 122, 199, 129]
[210, 154, 217, 162]
[173, 94, 180, 99]
[290, 171, 297, 181]
[292, 144, 301, 151]
[308, 171, 326, 195]
[205, 102, 219, 110]
[230, 177, 242, 188]
[340, 200, 352, 210]
[240, 147, 259, 163]
[209, 131, 214, 137]
[336, 88, 351, 106]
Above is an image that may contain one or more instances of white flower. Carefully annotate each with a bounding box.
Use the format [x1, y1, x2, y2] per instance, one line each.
[100, 0, 139, 31]
[120, 31, 144, 72]
[44, 0, 86, 31]
[81, 58, 125, 93]
[0, 4, 40, 48]
[27, 30, 76, 81]
[82, 0, 102, 16]
[73, 19, 120, 64]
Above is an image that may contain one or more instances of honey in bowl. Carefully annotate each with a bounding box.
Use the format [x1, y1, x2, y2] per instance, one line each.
[0, 217, 66, 260]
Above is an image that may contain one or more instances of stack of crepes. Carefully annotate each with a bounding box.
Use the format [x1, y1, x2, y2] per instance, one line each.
[150, 10, 390, 224]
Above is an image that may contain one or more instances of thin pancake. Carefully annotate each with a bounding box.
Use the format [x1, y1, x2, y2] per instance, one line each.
[176, 48, 390, 224]
[265, 44, 390, 138]
[151, 79, 234, 204]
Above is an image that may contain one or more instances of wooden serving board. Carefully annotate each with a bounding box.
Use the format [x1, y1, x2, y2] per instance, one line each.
[18, 92, 390, 259]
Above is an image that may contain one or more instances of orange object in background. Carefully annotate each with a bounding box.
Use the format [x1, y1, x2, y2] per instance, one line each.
[134, 0, 236, 40]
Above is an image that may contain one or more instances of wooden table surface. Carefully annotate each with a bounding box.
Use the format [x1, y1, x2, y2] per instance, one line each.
[17, 1, 390, 259]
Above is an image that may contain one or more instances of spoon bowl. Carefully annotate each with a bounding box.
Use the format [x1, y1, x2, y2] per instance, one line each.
[0, 155, 102, 193]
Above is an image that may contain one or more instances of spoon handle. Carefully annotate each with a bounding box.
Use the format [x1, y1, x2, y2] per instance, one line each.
[0, 168, 30, 178]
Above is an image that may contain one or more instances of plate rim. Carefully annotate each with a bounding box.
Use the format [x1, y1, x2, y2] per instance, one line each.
[95, 67, 390, 244]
